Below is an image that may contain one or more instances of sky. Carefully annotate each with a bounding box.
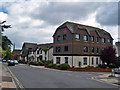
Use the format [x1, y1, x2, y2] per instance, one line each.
[0, 0, 119, 49]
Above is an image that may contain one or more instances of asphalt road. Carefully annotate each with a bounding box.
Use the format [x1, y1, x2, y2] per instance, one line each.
[4, 63, 118, 88]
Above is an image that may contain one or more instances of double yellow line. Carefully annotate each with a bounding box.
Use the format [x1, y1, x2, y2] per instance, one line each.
[6, 66, 25, 90]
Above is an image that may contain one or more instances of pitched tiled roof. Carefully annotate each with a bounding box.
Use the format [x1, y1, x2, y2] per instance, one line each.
[53, 21, 113, 39]
[12, 49, 21, 55]
[37, 43, 53, 50]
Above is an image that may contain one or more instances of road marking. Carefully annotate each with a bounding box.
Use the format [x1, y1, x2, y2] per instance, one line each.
[91, 76, 119, 87]
[6, 67, 25, 90]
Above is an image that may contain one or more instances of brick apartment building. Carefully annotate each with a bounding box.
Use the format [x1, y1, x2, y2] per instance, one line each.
[53, 21, 113, 67]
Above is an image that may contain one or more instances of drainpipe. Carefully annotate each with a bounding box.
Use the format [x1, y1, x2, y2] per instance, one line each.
[72, 34, 74, 68]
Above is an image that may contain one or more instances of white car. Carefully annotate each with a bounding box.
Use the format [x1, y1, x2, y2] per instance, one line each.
[114, 68, 120, 74]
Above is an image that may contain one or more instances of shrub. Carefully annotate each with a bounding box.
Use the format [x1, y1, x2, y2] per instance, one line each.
[108, 64, 119, 68]
[33, 61, 39, 66]
[46, 60, 53, 64]
[29, 61, 34, 65]
[78, 61, 81, 67]
[98, 64, 107, 68]
[85, 65, 93, 68]
[108, 75, 115, 77]
[48, 63, 56, 68]
[44, 60, 53, 67]
[41, 60, 46, 64]
[39, 61, 44, 66]
[60, 64, 70, 70]
[18, 60, 26, 64]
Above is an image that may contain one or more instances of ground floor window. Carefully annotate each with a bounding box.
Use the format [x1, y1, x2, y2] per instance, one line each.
[92, 57, 94, 65]
[56, 57, 60, 64]
[83, 57, 87, 65]
[65, 57, 68, 63]
[96, 58, 98, 64]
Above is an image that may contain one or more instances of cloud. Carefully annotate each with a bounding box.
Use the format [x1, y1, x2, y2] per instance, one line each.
[0, 12, 7, 21]
[96, 2, 118, 26]
[0, 1, 118, 49]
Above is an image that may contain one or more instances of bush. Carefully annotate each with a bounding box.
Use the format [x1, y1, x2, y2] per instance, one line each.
[41, 60, 46, 64]
[39, 61, 44, 66]
[44, 60, 53, 67]
[48, 63, 56, 68]
[33, 61, 39, 66]
[98, 64, 107, 68]
[29, 61, 34, 65]
[108, 75, 115, 77]
[108, 64, 118, 68]
[85, 65, 93, 68]
[60, 64, 70, 70]
[78, 61, 81, 67]
[18, 60, 26, 64]
[46, 60, 53, 64]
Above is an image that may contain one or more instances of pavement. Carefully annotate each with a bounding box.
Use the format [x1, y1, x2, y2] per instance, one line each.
[1, 62, 16, 89]
[93, 73, 120, 86]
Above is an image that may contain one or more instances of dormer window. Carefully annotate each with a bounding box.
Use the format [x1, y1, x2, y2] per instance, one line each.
[96, 37, 99, 42]
[84, 35, 88, 41]
[108, 39, 111, 43]
[75, 34, 80, 39]
[63, 34, 67, 40]
[91, 36, 94, 42]
[57, 36, 61, 41]
[102, 38, 105, 43]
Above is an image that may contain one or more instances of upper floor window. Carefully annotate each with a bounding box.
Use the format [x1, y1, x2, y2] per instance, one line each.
[75, 34, 80, 39]
[64, 46, 68, 51]
[65, 57, 68, 63]
[91, 36, 94, 42]
[102, 38, 105, 43]
[96, 47, 99, 53]
[56, 47, 61, 52]
[96, 37, 99, 42]
[84, 46, 88, 52]
[84, 35, 88, 41]
[108, 39, 111, 43]
[91, 47, 94, 53]
[63, 34, 67, 40]
[57, 36, 61, 41]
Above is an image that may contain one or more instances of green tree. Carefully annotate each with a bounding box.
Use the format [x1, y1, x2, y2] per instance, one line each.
[2, 36, 12, 50]
[0, 21, 12, 59]
[0, 21, 11, 32]
[4, 46, 12, 60]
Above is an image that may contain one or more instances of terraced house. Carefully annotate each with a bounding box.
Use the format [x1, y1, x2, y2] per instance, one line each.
[20, 42, 53, 62]
[53, 21, 113, 67]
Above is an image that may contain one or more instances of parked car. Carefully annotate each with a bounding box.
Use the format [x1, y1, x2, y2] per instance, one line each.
[8, 60, 15, 66]
[2, 59, 6, 62]
[7, 60, 11, 63]
[114, 68, 120, 74]
[14, 60, 18, 64]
